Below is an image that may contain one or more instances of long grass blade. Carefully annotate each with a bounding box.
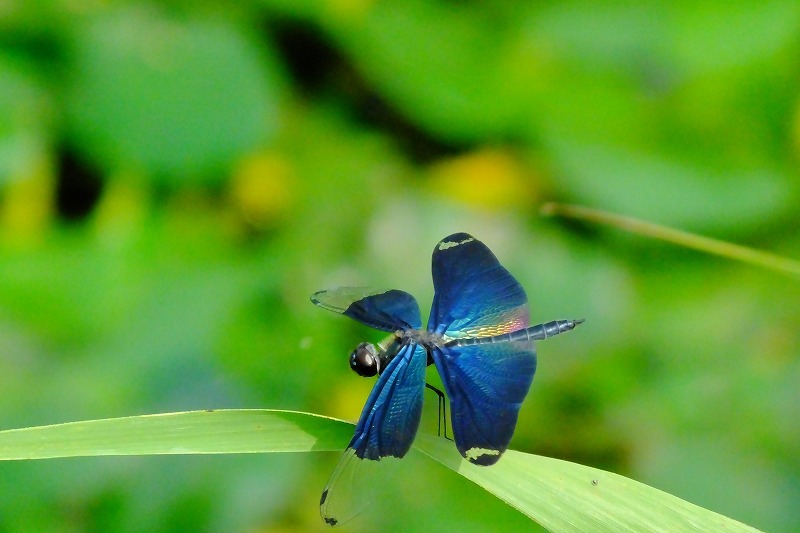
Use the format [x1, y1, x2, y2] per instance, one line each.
[541, 202, 800, 279]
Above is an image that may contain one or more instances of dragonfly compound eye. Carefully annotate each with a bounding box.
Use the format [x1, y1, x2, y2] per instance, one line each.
[350, 342, 379, 377]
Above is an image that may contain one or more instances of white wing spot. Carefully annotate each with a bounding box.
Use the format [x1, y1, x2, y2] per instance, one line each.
[438, 237, 474, 250]
[465, 447, 500, 461]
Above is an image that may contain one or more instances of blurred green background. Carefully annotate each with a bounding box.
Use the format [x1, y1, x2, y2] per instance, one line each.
[1, 1, 799, 531]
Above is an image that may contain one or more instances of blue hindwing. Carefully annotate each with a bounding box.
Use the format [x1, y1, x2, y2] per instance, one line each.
[427, 233, 529, 338]
[427, 233, 536, 465]
[431, 341, 536, 465]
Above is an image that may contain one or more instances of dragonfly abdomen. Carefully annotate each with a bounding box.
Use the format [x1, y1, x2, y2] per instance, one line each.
[448, 318, 584, 347]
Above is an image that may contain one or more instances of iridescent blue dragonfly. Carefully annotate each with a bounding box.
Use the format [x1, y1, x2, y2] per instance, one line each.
[312, 233, 583, 525]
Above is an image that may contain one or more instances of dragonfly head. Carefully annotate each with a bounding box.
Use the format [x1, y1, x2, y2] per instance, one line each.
[350, 342, 379, 377]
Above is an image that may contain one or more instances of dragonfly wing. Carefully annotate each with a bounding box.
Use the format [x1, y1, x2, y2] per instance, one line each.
[431, 341, 536, 465]
[426, 233, 529, 338]
[320, 343, 427, 525]
[426, 233, 536, 464]
[319, 450, 402, 527]
[312, 287, 422, 332]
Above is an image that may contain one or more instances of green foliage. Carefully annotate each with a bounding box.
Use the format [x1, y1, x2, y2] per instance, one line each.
[0, 410, 761, 532]
[0, 410, 349, 459]
[0, 0, 799, 531]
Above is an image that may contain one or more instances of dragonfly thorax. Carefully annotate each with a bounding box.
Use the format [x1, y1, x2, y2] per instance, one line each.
[401, 328, 445, 347]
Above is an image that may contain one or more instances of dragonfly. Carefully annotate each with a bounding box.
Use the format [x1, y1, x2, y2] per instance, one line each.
[311, 232, 583, 526]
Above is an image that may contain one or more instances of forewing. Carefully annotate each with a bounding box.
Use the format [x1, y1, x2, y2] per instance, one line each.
[312, 287, 422, 332]
[431, 341, 536, 465]
[319, 451, 402, 527]
[320, 343, 427, 525]
[427, 233, 529, 338]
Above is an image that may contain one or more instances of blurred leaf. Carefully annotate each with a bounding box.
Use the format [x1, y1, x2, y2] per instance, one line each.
[0, 410, 761, 532]
[0, 54, 50, 185]
[667, 2, 800, 78]
[523, 2, 668, 97]
[325, 0, 521, 141]
[546, 140, 796, 234]
[529, 2, 799, 78]
[66, 8, 282, 181]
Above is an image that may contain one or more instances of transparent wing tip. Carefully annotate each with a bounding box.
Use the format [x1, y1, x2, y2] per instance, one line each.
[319, 450, 403, 527]
[320, 489, 339, 526]
[320, 487, 345, 527]
[310, 290, 327, 305]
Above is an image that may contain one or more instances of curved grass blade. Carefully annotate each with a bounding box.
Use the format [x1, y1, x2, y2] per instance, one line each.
[0, 409, 352, 460]
[541, 202, 800, 280]
[0, 411, 762, 532]
[413, 433, 761, 533]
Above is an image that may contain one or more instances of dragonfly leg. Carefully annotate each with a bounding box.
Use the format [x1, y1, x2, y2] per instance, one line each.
[425, 383, 451, 441]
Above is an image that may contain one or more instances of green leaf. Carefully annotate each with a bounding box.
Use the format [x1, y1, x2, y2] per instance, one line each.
[0, 54, 50, 184]
[326, 0, 520, 141]
[0, 410, 351, 459]
[414, 433, 761, 533]
[546, 140, 795, 234]
[0, 410, 761, 532]
[66, 9, 282, 182]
